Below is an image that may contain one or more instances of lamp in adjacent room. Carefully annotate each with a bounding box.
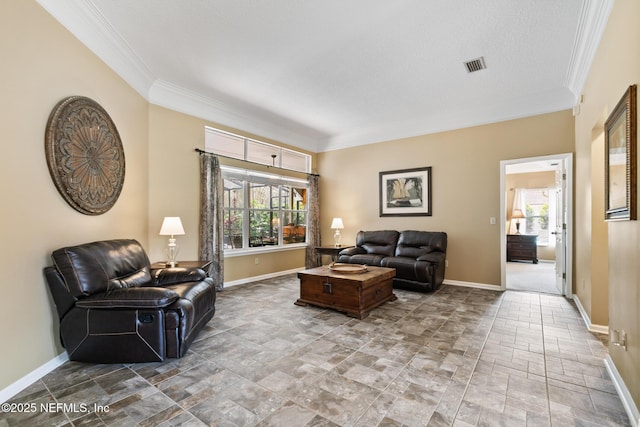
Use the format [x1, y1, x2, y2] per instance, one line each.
[159, 217, 185, 267]
[331, 217, 344, 247]
[511, 209, 525, 234]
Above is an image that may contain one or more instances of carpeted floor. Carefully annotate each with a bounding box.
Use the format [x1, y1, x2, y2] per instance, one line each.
[2, 274, 628, 426]
[506, 261, 560, 294]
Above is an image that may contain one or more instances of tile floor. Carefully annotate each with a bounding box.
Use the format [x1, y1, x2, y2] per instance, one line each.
[1, 274, 630, 426]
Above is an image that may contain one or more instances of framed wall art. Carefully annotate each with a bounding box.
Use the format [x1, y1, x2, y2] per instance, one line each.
[379, 167, 432, 217]
[45, 96, 126, 215]
[605, 84, 636, 221]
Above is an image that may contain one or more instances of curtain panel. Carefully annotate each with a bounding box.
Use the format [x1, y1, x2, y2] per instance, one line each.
[199, 153, 224, 290]
[305, 173, 321, 268]
[510, 188, 525, 235]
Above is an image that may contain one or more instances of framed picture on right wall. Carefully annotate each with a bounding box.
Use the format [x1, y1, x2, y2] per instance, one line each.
[605, 84, 637, 221]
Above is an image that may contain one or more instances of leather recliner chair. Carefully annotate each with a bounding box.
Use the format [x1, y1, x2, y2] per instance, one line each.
[44, 239, 216, 363]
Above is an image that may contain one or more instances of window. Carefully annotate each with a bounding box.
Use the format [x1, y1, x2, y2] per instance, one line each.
[205, 126, 311, 173]
[521, 188, 556, 246]
[222, 167, 309, 251]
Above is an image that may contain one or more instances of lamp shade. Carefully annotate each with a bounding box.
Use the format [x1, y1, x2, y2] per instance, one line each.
[330, 218, 344, 229]
[511, 209, 525, 219]
[159, 217, 185, 236]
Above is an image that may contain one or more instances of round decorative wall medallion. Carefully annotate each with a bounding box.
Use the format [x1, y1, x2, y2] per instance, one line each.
[45, 96, 125, 215]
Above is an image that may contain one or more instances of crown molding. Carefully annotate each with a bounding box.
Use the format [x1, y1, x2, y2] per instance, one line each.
[318, 89, 575, 152]
[36, 0, 322, 152]
[36, 0, 156, 99]
[37, 0, 613, 153]
[149, 80, 321, 152]
[565, 0, 614, 104]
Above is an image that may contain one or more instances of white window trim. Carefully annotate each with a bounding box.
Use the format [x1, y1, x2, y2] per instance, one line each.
[224, 242, 307, 257]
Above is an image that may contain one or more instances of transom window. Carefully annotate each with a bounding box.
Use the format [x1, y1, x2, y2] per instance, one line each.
[222, 167, 309, 252]
[205, 126, 311, 173]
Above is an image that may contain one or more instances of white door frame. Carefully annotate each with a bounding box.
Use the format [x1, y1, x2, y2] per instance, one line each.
[500, 153, 573, 297]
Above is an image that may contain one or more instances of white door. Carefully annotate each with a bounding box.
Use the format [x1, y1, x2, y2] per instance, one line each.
[501, 153, 573, 295]
[554, 163, 566, 294]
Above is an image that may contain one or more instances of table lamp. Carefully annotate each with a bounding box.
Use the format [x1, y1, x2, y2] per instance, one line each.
[159, 216, 185, 267]
[331, 217, 344, 247]
[512, 209, 525, 234]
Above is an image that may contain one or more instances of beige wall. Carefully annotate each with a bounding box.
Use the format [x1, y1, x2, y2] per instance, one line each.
[589, 135, 609, 327]
[147, 105, 314, 283]
[0, 1, 149, 389]
[574, 0, 640, 409]
[318, 111, 574, 286]
[4, 0, 637, 414]
[505, 171, 557, 261]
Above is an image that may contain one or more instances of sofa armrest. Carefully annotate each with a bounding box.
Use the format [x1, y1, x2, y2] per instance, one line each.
[75, 287, 179, 309]
[152, 268, 207, 286]
[417, 252, 446, 264]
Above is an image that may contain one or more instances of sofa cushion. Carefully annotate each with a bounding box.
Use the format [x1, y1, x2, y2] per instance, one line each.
[52, 239, 152, 297]
[396, 230, 446, 257]
[356, 230, 399, 257]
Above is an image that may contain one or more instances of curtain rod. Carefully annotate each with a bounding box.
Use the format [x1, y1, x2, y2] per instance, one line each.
[194, 148, 319, 176]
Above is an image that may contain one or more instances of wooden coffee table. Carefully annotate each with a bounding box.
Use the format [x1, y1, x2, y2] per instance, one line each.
[295, 264, 396, 319]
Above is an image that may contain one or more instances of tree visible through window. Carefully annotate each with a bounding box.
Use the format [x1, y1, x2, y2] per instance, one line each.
[222, 169, 308, 250]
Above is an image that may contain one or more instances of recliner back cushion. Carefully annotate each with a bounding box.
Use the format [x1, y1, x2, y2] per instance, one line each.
[356, 230, 399, 257]
[52, 239, 152, 298]
[396, 231, 447, 257]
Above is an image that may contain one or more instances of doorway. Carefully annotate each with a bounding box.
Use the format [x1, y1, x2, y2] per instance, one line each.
[500, 153, 573, 296]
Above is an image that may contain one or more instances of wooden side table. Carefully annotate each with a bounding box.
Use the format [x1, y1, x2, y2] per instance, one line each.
[315, 246, 352, 266]
[151, 260, 212, 270]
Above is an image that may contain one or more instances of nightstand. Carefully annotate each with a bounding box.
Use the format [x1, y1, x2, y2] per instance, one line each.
[506, 235, 538, 263]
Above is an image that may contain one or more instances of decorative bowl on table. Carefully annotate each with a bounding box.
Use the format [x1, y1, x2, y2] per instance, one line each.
[328, 262, 368, 274]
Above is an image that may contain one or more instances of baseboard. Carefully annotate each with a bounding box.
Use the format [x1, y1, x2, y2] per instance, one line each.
[0, 352, 68, 403]
[0, 268, 312, 403]
[223, 267, 305, 288]
[443, 279, 502, 291]
[604, 355, 640, 427]
[573, 294, 609, 335]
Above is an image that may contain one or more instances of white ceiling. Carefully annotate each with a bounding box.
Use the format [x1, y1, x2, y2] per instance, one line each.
[36, 0, 612, 153]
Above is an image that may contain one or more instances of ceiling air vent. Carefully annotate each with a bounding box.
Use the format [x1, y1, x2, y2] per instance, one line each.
[464, 56, 486, 73]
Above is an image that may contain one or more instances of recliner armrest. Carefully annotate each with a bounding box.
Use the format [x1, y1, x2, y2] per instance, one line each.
[152, 268, 207, 286]
[417, 252, 445, 264]
[75, 287, 179, 309]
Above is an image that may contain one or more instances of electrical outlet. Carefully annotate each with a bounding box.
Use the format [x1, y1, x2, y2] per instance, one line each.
[445, 260, 449, 268]
[490, 217, 496, 225]
[254, 257, 259, 265]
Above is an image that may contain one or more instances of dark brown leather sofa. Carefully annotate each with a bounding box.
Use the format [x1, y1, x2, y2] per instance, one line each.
[44, 239, 216, 363]
[337, 230, 447, 291]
